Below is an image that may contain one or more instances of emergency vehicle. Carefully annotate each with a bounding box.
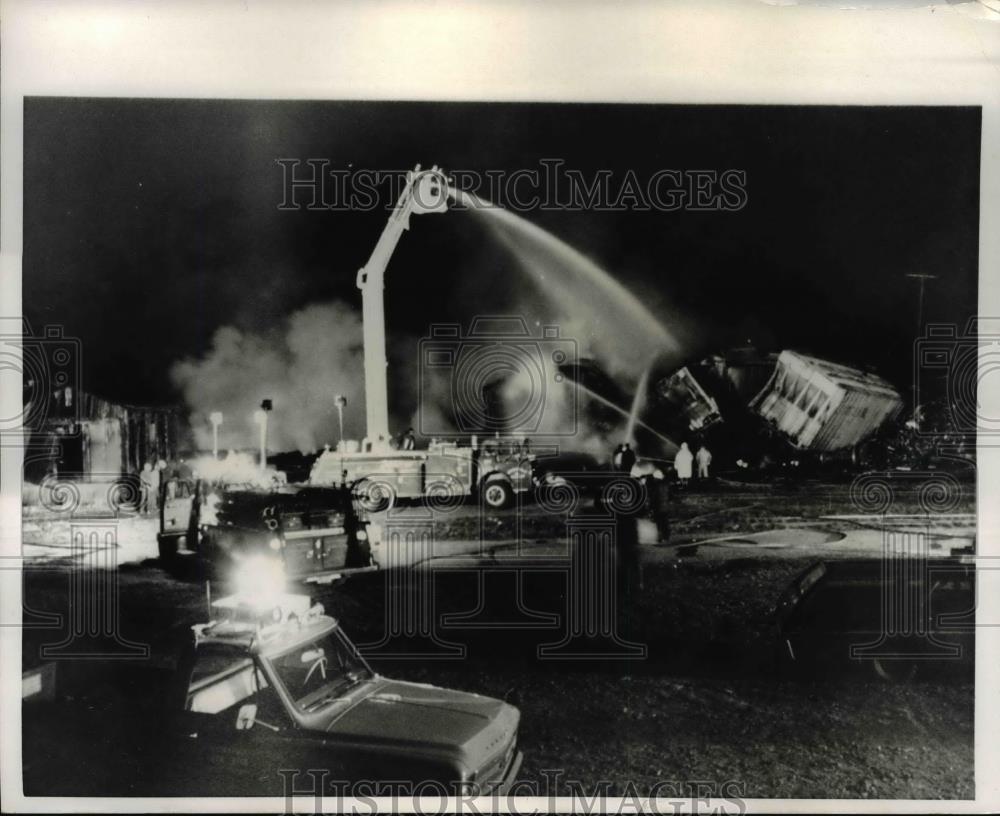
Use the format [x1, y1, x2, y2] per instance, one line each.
[23, 592, 523, 794]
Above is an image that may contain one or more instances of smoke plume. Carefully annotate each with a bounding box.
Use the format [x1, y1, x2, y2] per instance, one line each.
[171, 301, 368, 453]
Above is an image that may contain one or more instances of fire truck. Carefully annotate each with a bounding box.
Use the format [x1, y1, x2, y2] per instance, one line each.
[158, 166, 541, 581]
[157, 477, 378, 582]
[309, 437, 534, 511]
[312, 167, 540, 509]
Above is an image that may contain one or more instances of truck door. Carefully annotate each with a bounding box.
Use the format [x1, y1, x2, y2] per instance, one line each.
[175, 645, 327, 794]
[281, 532, 322, 578]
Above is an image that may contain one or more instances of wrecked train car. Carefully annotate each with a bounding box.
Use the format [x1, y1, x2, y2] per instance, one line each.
[656, 367, 723, 432]
[654, 347, 777, 434]
[750, 351, 902, 452]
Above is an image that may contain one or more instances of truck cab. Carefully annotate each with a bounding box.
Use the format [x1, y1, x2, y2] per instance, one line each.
[179, 594, 523, 792]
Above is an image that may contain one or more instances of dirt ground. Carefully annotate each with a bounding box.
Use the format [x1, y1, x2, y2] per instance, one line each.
[20, 478, 976, 800]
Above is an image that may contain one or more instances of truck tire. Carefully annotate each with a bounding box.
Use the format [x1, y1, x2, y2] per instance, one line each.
[482, 479, 513, 510]
[354, 478, 396, 513]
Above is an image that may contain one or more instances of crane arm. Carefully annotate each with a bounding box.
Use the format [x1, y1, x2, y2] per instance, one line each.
[355, 165, 449, 447]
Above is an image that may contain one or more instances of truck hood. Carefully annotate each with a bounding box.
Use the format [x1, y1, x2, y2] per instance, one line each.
[323, 677, 518, 764]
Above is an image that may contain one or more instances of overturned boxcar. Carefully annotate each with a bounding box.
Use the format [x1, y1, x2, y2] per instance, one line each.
[750, 350, 902, 452]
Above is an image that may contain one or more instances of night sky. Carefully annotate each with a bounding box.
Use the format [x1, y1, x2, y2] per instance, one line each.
[24, 99, 980, 408]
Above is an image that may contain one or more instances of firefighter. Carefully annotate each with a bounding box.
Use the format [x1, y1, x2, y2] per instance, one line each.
[696, 444, 713, 480]
[614, 476, 643, 596]
[645, 468, 671, 544]
[674, 442, 693, 485]
[139, 462, 157, 516]
[620, 442, 637, 475]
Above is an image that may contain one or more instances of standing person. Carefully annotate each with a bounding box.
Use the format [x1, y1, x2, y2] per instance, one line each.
[139, 462, 156, 516]
[645, 468, 671, 544]
[401, 427, 416, 451]
[165, 463, 179, 501]
[611, 443, 625, 471]
[620, 442, 637, 475]
[613, 481, 643, 596]
[151, 460, 165, 514]
[674, 442, 693, 486]
[696, 444, 713, 480]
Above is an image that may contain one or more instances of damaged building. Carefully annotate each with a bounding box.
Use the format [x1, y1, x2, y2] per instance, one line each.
[24, 385, 184, 482]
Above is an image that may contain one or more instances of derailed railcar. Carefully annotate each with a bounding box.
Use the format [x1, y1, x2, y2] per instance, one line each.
[655, 366, 723, 433]
[750, 350, 902, 452]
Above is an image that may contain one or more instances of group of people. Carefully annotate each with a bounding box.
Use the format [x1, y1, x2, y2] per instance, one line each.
[612, 440, 713, 483]
[672, 441, 713, 484]
[611, 442, 637, 473]
[607, 438, 715, 554]
[138, 458, 193, 516]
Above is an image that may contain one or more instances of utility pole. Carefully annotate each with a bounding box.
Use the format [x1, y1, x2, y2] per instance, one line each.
[334, 395, 347, 447]
[253, 399, 273, 471]
[209, 411, 223, 459]
[906, 273, 937, 427]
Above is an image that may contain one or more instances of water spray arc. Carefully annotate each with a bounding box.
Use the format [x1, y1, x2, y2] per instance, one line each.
[625, 363, 652, 445]
[572, 379, 676, 450]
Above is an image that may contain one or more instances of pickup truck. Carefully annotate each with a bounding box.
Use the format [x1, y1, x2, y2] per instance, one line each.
[23, 594, 523, 796]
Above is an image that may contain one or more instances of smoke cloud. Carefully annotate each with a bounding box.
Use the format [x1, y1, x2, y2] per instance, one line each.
[171, 301, 368, 453]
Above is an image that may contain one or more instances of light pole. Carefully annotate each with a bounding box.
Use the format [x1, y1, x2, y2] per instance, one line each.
[209, 411, 223, 459]
[334, 395, 347, 447]
[253, 399, 273, 471]
[906, 273, 937, 426]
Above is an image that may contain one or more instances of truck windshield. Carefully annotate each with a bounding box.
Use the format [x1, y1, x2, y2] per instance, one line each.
[269, 629, 373, 712]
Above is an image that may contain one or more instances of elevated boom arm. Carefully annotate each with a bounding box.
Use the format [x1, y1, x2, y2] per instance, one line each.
[355, 165, 448, 447]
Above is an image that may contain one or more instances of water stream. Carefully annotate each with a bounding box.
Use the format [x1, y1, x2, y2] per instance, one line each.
[450, 188, 679, 453]
[451, 189, 679, 377]
[624, 364, 651, 444]
[570, 380, 675, 450]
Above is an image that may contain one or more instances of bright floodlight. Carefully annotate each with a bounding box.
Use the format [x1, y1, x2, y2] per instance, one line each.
[230, 554, 287, 605]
